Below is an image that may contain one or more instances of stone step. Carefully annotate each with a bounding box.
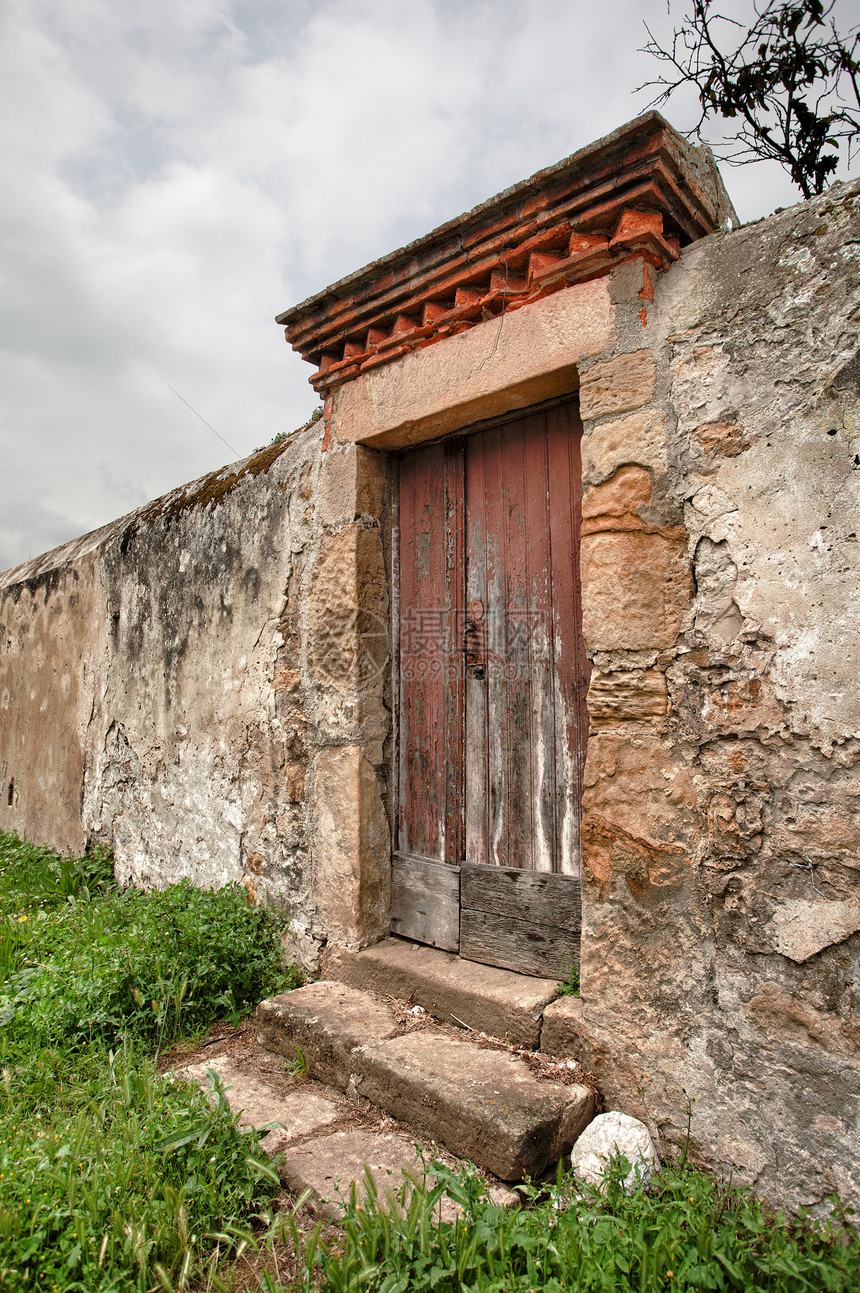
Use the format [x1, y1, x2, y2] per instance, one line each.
[169, 1052, 342, 1154]
[279, 1128, 461, 1221]
[255, 979, 399, 1088]
[170, 1047, 517, 1221]
[256, 981, 594, 1181]
[323, 937, 559, 1049]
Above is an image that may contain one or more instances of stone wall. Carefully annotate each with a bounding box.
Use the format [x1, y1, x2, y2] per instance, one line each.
[566, 180, 860, 1216]
[0, 429, 394, 966]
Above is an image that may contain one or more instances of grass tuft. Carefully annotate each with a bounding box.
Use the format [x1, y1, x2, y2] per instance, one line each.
[0, 830, 301, 1291]
[304, 1156, 860, 1293]
[556, 956, 580, 997]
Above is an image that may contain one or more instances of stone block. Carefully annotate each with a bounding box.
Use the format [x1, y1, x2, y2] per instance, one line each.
[255, 981, 398, 1089]
[581, 734, 697, 879]
[318, 444, 386, 526]
[324, 938, 558, 1048]
[767, 899, 860, 963]
[171, 1054, 342, 1151]
[312, 746, 391, 945]
[582, 465, 653, 524]
[257, 1091, 344, 1158]
[579, 350, 655, 421]
[540, 995, 587, 1059]
[354, 1031, 594, 1181]
[692, 419, 749, 459]
[277, 1129, 450, 1221]
[308, 525, 389, 693]
[587, 669, 668, 722]
[331, 277, 614, 449]
[582, 409, 669, 485]
[581, 530, 692, 651]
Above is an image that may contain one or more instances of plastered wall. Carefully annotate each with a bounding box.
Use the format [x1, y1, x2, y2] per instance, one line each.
[567, 180, 860, 1215]
[0, 431, 394, 967]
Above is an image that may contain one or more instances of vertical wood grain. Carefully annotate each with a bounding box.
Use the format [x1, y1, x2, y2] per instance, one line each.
[396, 394, 585, 971]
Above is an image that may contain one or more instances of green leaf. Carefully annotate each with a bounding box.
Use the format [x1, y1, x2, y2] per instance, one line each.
[156, 1123, 210, 1154]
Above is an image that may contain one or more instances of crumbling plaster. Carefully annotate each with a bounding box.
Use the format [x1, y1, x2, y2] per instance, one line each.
[0, 430, 395, 968]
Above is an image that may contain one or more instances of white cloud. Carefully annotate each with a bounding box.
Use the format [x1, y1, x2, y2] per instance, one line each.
[1, 0, 856, 568]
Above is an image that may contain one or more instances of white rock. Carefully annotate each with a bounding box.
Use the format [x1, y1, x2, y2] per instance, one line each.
[570, 1111, 660, 1190]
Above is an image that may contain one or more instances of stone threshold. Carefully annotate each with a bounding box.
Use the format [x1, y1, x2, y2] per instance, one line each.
[323, 935, 580, 1055]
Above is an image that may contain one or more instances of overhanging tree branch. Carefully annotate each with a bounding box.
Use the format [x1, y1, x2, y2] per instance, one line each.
[640, 0, 860, 198]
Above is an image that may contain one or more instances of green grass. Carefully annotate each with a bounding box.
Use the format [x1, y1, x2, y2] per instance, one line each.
[2, 831, 858, 1293]
[0, 830, 302, 1292]
[556, 956, 580, 997]
[294, 1157, 860, 1293]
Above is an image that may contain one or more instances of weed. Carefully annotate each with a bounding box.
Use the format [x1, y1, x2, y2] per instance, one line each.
[557, 956, 580, 997]
[298, 1156, 860, 1292]
[0, 843, 297, 1052]
[259, 405, 324, 452]
[289, 1046, 310, 1078]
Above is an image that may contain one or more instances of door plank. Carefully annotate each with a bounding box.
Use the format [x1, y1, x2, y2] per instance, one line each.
[397, 443, 464, 862]
[498, 418, 533, 870]
[460, 863, 581, 976]
[483, 424, 508, 868]
[390, 854, 461, 952]
[444, 442, 466, 864]
[521, 412, 557, 873]
[461, 864, 581, 929]
[464, 433, 490, 867]
[459, 911, 577, 978]
[545, 402, 588, 876]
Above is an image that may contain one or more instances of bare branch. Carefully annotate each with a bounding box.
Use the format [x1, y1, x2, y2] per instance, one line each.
[638, 0, 859, 198]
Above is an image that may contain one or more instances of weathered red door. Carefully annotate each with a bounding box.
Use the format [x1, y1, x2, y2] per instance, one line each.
[393, 397, 587, 976]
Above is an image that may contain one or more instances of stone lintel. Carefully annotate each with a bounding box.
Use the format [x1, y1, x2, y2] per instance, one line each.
[330, 275, 613, 450]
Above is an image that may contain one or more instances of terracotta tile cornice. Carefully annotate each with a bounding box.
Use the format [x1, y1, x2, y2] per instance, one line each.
[278, 113, 737, 396]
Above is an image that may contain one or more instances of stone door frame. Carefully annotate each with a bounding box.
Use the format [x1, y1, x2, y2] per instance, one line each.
[314, 262, 679, 978]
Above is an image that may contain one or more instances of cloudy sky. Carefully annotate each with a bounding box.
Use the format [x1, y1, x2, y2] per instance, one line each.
[2, 0, 857, 571]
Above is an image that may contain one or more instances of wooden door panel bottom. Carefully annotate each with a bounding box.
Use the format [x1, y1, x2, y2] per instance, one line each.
[389, 856, 581, 975]
[460, 865, 581, 977]
[390, 853, 460, 952]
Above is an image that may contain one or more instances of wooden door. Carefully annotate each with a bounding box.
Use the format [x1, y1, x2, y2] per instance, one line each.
[392, 398, 588, 976]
